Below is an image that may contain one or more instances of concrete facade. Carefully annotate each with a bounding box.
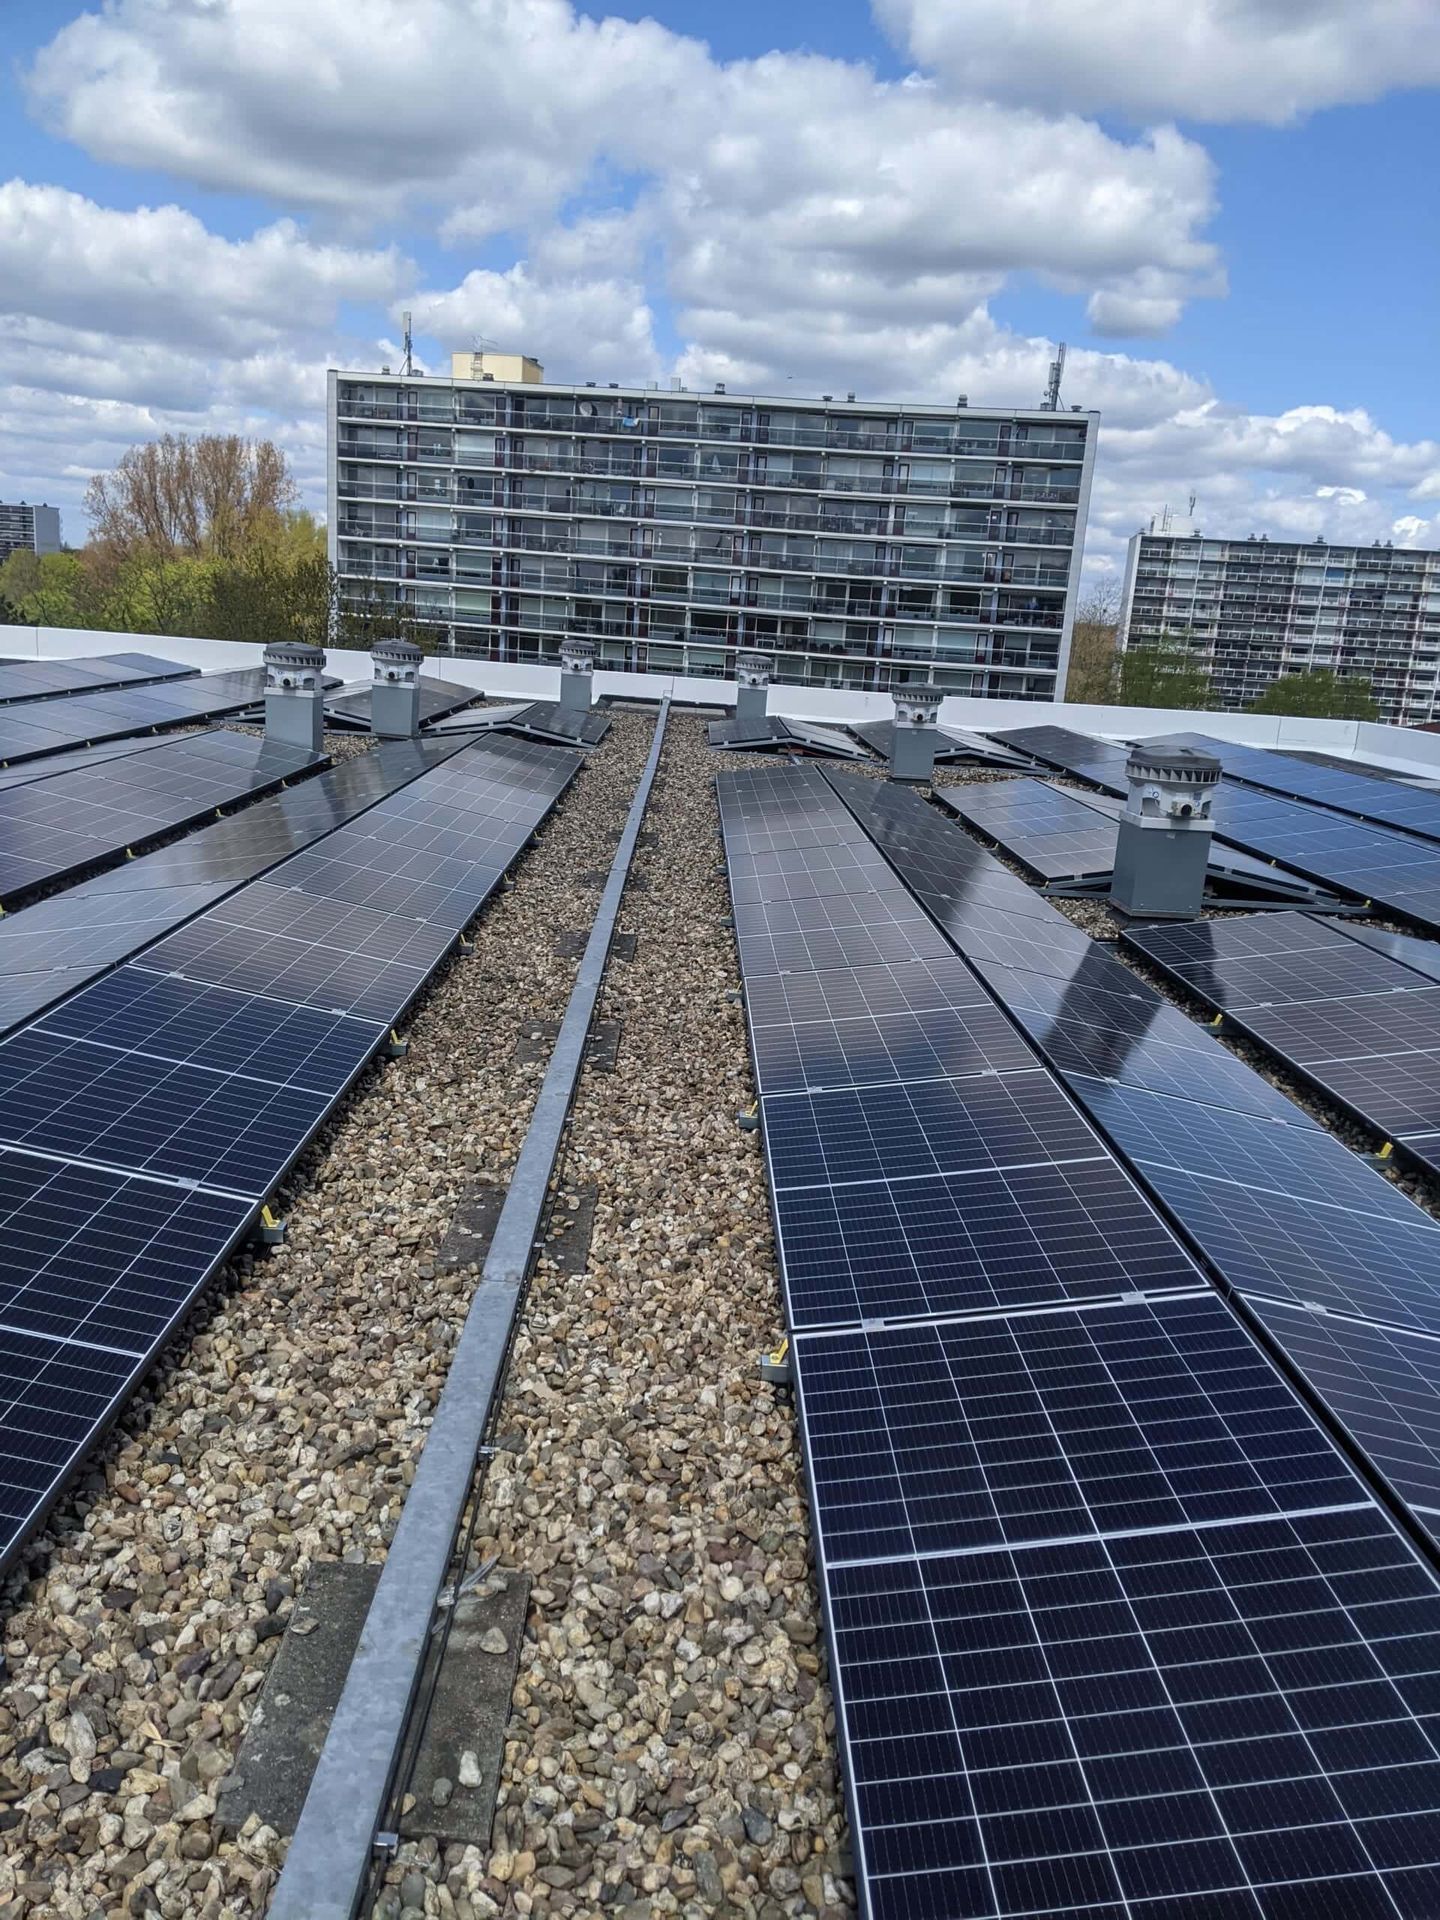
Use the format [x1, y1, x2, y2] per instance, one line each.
[1121, 528, 1440, 724]
[328, 367, 1097, 701]
[0, 502, 61, 563]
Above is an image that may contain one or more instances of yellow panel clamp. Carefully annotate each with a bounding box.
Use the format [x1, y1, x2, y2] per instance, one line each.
[1377, 1142, 1395, 1162]
[256, 1204, 288, 1246]
[737, 1102, 759, 1133]
[760, 1337, 792, 1386]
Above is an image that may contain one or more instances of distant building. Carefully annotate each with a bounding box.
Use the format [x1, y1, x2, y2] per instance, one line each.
[1121, 528, 1440, 724]
[0, 502, 61, 564]
[327, 362, 1097, 697]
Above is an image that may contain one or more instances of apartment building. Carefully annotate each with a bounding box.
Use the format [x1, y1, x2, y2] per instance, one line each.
[0, 501, 61, 563]
[1121, 528, 1440, 723]
[327, 357, 1097, 696]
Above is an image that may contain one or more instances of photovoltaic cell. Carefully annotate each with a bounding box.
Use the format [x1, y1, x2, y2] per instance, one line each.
[1161, 732, 1440, 846]
[0, 727, 325, 906]
[0, 669, 271, 766]
[1246, 1299, 1440, 1525]
[1122, 913, 1440, 1175]
[827, 1505, 1440, 1920]
[795, 1294, 1359, 1565]
[0, 652, 194, 704]
[0, 725, 585, 1574]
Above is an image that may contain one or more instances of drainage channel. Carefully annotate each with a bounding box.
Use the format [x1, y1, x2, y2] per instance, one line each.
[269, 702, 670, 1920]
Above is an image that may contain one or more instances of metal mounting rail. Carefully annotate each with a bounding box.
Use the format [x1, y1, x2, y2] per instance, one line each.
[270, 702, 669, 1920]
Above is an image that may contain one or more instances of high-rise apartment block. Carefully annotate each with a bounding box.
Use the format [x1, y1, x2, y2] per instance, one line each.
[1121, 528, 1440, 724]
[327, 363, 1096, 696]
[0, 502, 61, 563]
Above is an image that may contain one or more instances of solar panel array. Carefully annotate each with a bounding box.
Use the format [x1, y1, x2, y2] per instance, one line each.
[935, 778, 1336, 906]
[718, 763, 1440, 1919]
[0, 727, 326, 908]
[825, 772, 1440, 1570]
[0, 736, 471, 1039]
[325, 674, 481, 731]
[0, 669, 272, 767]
[0, 732, 187, 794]
[1161, 732, 1440, 845]
[849, 719, 1030, 768]
[994, 724, 1440, 935]
[0, 652, 194, 705]
[1121, 912, 1440, 1182]
[707, 715, 868, 758]
[432, 699, 610, 747]
[0, 732, 580, 1572]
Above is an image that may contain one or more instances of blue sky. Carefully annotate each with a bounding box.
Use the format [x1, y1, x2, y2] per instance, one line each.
[1, 0, 1437, 580]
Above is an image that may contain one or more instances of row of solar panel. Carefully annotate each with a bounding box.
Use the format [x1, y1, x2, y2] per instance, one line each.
[718, 765, 1440, 1920]
[936, 777, 1339, 908]
[429, 699, 611, 747]
[825, 772, 1440, 1553]
[0, 668, 275, 766]
[1165, 731, 1440, 847]
[0, 727, 327, 908]
[996, 725, 1440, 937]
[0, 652, 193, 705]
[1122, 911, 1440, 1182]
[0, 736, 473, 1036]
[0, 732, 581, 1571]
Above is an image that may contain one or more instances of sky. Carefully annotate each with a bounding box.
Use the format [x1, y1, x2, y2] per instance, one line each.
[2, 0, 1438, 586]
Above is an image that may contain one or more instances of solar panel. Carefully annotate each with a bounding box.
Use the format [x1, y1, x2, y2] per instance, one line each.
[0, 728, 324, 907]
[0, 653, 194, 705]
[1328, 919, 1440, 985]
[325, 674, 481, 730]
[989, 723, 1134, 789]
[1246, 1299, 1440, 1525]
[723, 761, 1440, 1920]
[0, 732, 181, 793]
[1071, 1079, 1432, 1231]
[850, 720, 1030, 768]
[796, 1292, 1360, 1564]
[0, 727, 584, 1573]
[1160, 732, 1440, 845]
[472, 700, 611, 747]
[0, 737, 468, 1037]
[1122, 914, 1440, 1174]
[825, 1502, 1440, 1920]
[937, 779, 1120, 884]
[0, 669, 271, 766]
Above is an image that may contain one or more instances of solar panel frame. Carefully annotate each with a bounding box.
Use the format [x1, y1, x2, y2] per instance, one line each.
[1159, 732, 1440, 846]
[0, 653, 195, 705]
[0, 669, 273, 766]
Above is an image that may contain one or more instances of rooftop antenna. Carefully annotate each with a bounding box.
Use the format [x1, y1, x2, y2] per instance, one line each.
[1187, 492, 1197, 517]
[1042, 342, 1066, 411]
[401, 311, 414, 377]
[1159, 502, 1173, 533]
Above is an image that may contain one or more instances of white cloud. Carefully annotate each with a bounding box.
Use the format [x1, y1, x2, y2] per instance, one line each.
[0, 180, 403, 354]
[874, 0, 1440, 123]
[407, 261, 662, 383]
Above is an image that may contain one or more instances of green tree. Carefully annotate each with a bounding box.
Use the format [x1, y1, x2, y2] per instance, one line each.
[1065, 580, 1121, 702]
[1249, 670, 1380, 721]
[1114, 634, 1213, 710]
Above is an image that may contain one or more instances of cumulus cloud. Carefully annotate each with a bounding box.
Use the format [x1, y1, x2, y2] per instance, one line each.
[873, 0, 1440, 124]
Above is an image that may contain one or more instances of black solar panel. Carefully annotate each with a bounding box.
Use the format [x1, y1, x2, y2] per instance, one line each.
[708, 716, 791, 749]
[749, 998, 1035, 1097]
[0, 727, 584, 1575]
[0, 669, 271, 766]
[1123, 913, 1440, 1174]
[826, 1503, 1440, 1920]
[0, 652, 194, 704]
[851, 720, 1030, 768]
[0, 733, 178, 792]
[325, 674, 481, 729]
[1073, 1079, 1431, 1231]
[1247, 1299, 1440, 1525]
[1329, 919, 1440, 985]
[796, 1293, 1359, 1563]
[937, 778, 1119, 883]
[1161, 732, 1440, 845]
[473, 700, 610, 747]
[0, 728, 324, 906]
[0, 737, 469, 1037]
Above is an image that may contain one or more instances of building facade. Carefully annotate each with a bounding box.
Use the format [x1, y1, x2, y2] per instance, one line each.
[1121, 528, 1440, 724]
[327, 365, 1097, 697]
[0, 502, 61, 563]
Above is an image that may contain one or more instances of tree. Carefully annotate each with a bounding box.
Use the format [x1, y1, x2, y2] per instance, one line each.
[1114, 634, 1213, 711]
[1065, 579, 1121, 702]
[85, 432, 298, 561]
[1249, 670, 1380, 721]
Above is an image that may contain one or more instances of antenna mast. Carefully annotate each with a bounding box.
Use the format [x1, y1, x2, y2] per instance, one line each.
[1042, 342, 1066, 411]
[401, 311, 414, 378]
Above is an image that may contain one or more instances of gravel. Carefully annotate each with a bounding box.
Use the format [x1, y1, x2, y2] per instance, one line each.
[373, 715, 853, 1917]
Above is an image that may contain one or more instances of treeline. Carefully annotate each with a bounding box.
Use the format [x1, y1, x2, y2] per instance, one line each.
[1065, 584, 1379, 721]
[0, 432, 439, 653]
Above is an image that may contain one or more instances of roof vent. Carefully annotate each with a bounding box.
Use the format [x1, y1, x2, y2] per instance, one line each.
[715, 382, 726, 393]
